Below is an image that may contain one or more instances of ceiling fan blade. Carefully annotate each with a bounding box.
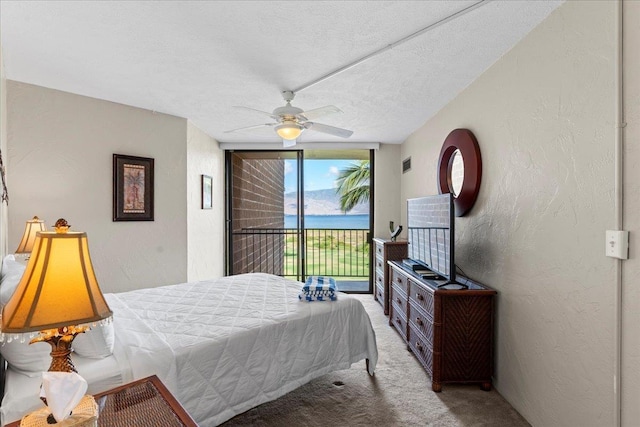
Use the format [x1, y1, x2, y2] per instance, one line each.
[224, 123, 275, 133]
[306, 122, 353, 138]
[233, 106, 278, 120]
[299, 105, 342, 121]
[282, 138, 297, 148]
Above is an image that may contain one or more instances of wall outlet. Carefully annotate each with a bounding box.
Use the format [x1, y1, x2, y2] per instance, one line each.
[605, 230, 629, 259]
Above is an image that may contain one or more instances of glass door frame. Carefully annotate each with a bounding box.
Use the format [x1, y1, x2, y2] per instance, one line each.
[225, 148, 374, 293]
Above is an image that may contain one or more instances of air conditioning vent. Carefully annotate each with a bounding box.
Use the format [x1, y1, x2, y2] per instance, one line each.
[402, 157, 411, 173]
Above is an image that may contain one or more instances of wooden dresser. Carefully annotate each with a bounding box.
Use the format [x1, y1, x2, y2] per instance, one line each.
[388, 260, 496, 392]
[373, 238, 408, 315]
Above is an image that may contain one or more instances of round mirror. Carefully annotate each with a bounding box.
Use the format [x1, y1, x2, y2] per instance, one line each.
[448, 149, 464, 197]
[437, 129, 482, 217]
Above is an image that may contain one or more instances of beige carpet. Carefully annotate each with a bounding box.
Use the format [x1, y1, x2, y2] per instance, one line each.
[221, 295, 530, 427]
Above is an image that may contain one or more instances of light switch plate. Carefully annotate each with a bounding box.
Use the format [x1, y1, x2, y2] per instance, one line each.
[606, 230, 629, 259]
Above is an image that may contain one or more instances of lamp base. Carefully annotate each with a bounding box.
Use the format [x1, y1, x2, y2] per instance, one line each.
[31, 327, 88, 407]
[30, 326, 88, 373]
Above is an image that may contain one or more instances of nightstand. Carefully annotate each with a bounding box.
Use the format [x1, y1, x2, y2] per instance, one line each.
[373, 238, 408, 315]
[7, 375, 197, 427]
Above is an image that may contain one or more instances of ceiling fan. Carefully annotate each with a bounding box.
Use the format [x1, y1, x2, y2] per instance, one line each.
[225, 90, 353, 147]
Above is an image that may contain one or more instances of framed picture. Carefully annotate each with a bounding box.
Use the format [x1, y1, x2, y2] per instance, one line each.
[113, 154, 154, 221]
[202, 174, 213, 209]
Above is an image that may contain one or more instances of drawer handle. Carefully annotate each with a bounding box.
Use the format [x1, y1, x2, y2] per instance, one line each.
[377, 262, 382, 267]
[416, 317, 423, 326]
[417, 294, 424, 301]
[395, 317, 401, 325]
[397, 277, 402, 283]
[416, 342, 424, 353]
[396, 297, 401, 304]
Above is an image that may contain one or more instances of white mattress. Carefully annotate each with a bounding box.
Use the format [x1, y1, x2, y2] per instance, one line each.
[1, 273, 378, 426]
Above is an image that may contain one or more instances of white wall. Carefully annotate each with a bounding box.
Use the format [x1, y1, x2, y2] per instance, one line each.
[7, 82, 189, 293]
[373, 144, 402, 239]
[622, 1, 640, 425]
[401, 2, 621, 426]
[186, 121, 225, 281]
[0, 43, 8, 258]
[0, 46, 7, 258]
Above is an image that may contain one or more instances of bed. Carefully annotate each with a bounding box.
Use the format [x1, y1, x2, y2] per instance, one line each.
[0, 258, 378, 426]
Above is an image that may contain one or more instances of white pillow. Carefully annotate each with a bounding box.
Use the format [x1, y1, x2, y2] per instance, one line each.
[1, 339, 51, 377]
[0, 255, 27, 306]
[73, 323, 115, 358]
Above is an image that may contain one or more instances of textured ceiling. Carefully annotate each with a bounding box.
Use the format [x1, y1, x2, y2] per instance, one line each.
[0, 1, 563, 146]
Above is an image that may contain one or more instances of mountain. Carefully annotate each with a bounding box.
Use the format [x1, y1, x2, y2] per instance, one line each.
[284, 188, 369, 215]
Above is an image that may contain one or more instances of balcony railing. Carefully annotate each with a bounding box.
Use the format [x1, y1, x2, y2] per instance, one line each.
[231, 227, 369, 280]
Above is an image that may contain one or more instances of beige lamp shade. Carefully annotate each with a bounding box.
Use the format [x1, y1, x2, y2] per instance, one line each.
[15, 216, 47, 254]
[2, 231, 112, 333]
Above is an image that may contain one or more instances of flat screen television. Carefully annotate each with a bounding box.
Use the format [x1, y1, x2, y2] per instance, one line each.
[406, 193, 456, 284]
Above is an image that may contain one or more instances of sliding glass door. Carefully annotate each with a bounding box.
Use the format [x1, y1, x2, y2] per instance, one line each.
[226, 149, 373, 293]
[225, 150, 302, 278]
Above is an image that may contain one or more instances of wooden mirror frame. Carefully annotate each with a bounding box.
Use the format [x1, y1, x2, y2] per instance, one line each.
[437, 129, 482, 217]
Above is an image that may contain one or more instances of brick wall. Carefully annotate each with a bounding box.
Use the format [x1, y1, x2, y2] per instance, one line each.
[230, 153, 285, 275]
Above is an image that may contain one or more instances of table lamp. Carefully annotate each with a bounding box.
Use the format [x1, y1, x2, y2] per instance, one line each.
[1, 219, 112, 373]
[15, 216, 47, 256]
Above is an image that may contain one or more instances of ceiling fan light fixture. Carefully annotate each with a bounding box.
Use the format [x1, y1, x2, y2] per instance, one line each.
[275, 121, 303, 140]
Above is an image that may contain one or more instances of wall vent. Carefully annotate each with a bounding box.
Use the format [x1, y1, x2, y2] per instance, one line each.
[402, 157, 411, 173]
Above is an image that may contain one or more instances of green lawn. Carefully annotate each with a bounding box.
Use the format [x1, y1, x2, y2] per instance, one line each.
[283, 231, 369, 279]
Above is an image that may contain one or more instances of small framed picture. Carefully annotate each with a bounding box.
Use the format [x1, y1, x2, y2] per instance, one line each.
[113, 154, 154, 221]
[202, 174, 213, 209]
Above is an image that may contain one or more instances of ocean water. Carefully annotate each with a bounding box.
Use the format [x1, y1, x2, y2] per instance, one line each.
[285, 214, 369, 229]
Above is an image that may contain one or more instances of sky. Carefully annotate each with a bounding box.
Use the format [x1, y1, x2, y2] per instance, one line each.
[284, 159, 356, 193]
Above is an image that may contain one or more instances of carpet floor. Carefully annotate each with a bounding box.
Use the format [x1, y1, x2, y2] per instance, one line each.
[221, 294, 530, 427]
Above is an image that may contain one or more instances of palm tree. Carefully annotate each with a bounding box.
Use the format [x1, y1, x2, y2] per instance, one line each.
[335, 160, 370, 213]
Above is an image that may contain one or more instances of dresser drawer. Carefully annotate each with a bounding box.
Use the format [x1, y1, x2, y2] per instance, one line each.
[375, 254, 385, 274]
[390, 269, 409, 296]
[391, 305, 408, 340]
[391, 284, 408, 313]
[375, 242, 384, 257]
[375, 271, 384, 288]
[409, 328, 433, 375]
[409, 279, 434, 315]
[375, 283, 384, 306]
[409, 301, 434, 346]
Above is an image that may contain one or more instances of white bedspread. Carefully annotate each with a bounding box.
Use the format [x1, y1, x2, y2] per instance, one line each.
[112, 273, 378, 426]
[1, 273, 378, 426]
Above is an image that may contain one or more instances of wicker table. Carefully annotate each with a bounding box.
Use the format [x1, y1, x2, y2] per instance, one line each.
[7, 375, 197, 427]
